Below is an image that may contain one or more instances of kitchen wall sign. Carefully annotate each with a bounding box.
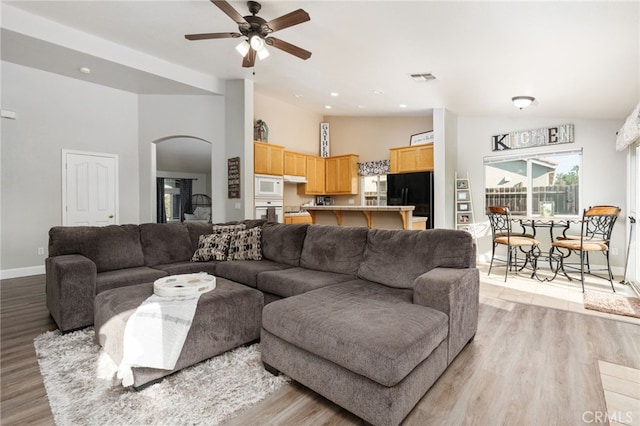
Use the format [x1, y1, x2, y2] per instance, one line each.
[492, 123, 574, 151]
[227, 157, 240, 199]
[410, 131, 434, 146]
[320, 122, 330, 157]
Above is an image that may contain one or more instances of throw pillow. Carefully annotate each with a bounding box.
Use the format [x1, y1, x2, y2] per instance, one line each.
[212, 223, 246, 234]
[191, 233, 231, 262]
[227, 227, 262, 261]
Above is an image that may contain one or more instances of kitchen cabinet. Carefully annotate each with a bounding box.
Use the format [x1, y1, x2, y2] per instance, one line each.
[298, 156, 326, 195]
[389, 144, 433, 173]
[254, 142, 284, 176]
[284, 151, 307, 177]
[325, 154, 359, 194]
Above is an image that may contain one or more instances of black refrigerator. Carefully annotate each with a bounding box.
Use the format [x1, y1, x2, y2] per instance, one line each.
[387, 171, 434, 229]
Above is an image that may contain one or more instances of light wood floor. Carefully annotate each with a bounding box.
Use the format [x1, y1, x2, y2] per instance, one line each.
[1, 271, 639, 426]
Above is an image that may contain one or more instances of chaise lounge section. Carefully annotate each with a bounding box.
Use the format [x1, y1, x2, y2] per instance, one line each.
[260, 228, 478, 425]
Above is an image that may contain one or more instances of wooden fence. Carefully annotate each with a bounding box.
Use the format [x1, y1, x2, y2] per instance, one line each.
[485, 185, 579, 215]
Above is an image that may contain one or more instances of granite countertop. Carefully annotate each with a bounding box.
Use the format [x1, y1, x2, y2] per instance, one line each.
[304, 205, 415, 211]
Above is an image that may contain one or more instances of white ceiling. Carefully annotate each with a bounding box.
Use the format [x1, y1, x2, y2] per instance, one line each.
[3, 1, 639, 120]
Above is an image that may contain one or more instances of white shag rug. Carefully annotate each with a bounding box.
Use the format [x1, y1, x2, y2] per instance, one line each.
[34, 328, 289, 426]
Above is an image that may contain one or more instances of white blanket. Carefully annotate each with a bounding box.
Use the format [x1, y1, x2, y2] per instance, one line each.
[117, 293, 201, 387]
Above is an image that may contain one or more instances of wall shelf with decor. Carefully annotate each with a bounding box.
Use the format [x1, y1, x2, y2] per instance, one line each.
[455, 172, 475, 235]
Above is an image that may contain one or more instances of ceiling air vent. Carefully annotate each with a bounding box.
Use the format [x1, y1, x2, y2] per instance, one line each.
[410, 73, 436, 82]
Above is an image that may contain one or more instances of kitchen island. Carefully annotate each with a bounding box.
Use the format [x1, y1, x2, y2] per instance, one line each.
[305, 206, 427, 230]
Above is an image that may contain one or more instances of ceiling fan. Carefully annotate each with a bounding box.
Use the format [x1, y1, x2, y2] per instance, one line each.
[185, 0, 312, 68]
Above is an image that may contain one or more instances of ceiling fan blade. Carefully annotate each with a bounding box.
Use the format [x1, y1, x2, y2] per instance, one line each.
[185, 32, 241, 41]
[211, 0, 248, 25]
[266, 37, 312, 60]
[265, 9, 310, 32]
[242, 48, 257, 68]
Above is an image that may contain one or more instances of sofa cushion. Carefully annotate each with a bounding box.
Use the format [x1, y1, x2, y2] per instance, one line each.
[95, 267, 168, 294]
[192, 233, 231, 261]
[262, 280, 445, 387]
[228, 227, 262, 261]
[152, 261, 218, 276]
[257, 267, 353, 298]
[261, 223, 308, 267]
[213, 223, 246, 234]
[358, 228, 475, 289]
[215, 259, 293, 288]
[48, 225, 145, 273]
[139, 223, 193, 267]
[299, 225, 368, 275]
[184, 222, 217, 252]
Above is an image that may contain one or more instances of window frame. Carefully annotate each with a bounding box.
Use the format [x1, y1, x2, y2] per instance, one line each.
[483, 148, 583, 217]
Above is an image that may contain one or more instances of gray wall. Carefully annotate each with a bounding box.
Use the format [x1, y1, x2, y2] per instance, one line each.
[137, 94, 226, 223]
[456, 116, 627, 269]
[224, 79, 254, 222]
[1, 61, 139, 274]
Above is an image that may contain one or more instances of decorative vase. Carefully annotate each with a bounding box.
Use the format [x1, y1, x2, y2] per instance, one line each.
[254, 120, 269, 142]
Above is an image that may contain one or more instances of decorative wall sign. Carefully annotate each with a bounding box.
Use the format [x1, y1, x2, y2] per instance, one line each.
[320, 122, 330, 157]
[491, 123, 574, 151]
[410, 131, 434, 146]
[227, 157, 240, 199]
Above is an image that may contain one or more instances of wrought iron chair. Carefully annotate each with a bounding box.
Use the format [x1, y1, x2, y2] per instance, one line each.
[550, 205, 621, 292]
[487, 206, 540, 282]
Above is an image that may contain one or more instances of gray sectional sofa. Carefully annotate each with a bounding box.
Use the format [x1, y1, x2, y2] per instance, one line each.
[46, 221, 479, 426]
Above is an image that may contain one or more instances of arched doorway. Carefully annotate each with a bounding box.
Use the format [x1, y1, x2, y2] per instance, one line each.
[152, 136, 212, 223]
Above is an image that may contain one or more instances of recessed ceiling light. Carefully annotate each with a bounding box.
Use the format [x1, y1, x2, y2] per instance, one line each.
[324, 105, 332, 109]
[357, 105, 366, 109]
[294, 93, 303, 98]
[372, 90, 384, 95]
[399, 104, 408, 108]
[79, 66, 91, 75]
[330, 92, 339, 97]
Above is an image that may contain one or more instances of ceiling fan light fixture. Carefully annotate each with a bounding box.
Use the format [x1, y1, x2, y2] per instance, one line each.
[235, 40, 250, 57]
[257, 46, 270, 60]
[512, 96, 535, 109]
[249, 34, 265, 50]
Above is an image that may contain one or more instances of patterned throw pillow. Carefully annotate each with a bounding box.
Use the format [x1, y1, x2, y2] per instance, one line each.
[227, 227, 262, 261]
[191, 233, 231, 262]
[212, 223, 246, 234]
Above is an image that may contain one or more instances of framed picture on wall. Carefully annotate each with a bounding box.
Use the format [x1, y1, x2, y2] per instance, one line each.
[457, 190, 469, 201]
[457, 202, 469, 211]
[456, 180, 468, 189]
[457, 213, 470, 224]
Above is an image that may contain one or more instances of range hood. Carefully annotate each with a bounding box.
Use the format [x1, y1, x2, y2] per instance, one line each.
[283, 175, 307, 183]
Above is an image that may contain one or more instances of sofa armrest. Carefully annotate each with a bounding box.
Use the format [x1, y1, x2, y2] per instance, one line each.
[413, 267, 479, 364]
[46, 254, 97, 332]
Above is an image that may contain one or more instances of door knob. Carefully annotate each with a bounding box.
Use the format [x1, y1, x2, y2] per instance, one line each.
[109, 214, 114, 219]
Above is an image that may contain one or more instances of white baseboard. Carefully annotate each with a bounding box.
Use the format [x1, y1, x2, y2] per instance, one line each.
[0, 265, 45, 280]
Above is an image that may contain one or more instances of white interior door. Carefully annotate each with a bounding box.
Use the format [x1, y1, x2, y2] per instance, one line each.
[63, 150, 118, 226]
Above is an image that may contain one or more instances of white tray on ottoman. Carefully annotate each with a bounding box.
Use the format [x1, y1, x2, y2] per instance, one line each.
[94, 277, 264, 389]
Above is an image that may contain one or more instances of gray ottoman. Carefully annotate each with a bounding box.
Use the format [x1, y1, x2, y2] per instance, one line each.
[94, 277, 263, 389]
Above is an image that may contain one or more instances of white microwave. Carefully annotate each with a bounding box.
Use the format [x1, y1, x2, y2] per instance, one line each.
[255, 174, 283, 198]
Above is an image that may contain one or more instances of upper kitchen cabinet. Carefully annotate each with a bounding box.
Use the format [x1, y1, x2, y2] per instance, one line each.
[389, 144, 434, 173]
[254, 141, 284, 176]
[325, 154, 359, 195]
[298, 156, 326, 195]
[284, 151, 307, 177]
